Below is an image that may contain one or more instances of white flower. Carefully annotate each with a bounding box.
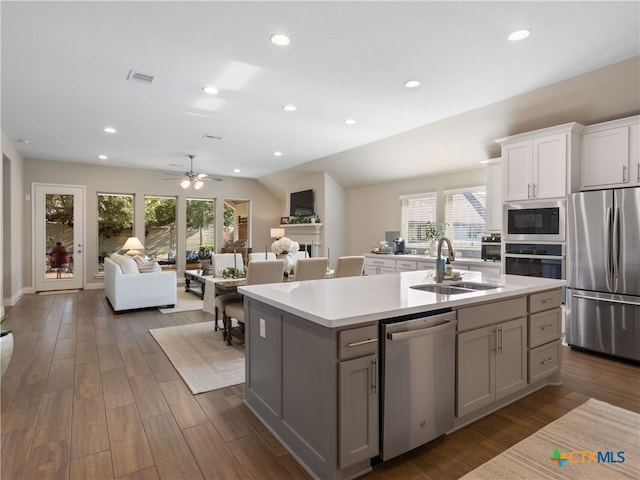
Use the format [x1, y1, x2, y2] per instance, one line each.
[271, 237, 300, 255]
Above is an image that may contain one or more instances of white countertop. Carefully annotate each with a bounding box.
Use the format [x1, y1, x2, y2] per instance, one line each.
[364, 253, 500, 265]
[239, 270, 565, 328]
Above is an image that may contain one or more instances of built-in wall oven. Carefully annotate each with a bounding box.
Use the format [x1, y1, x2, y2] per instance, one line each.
[503, 200, 565, 242]
[503, 243, 565, 280]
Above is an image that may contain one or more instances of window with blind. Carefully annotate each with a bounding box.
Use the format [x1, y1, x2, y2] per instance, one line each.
[400, 192, 437, 247]
[444, 186, 486, 253]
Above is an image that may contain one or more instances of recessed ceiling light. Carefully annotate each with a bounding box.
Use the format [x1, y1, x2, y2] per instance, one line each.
[98, 155, 108, 160]
[270, 33, 290, 46]
[283, 105, 296, 112]
[103, 126, 116, 134]
[508, 29, 531, 41]
[234, 168, 241, 173]
[404, 80, 421, 89]
[274, 151, 283, 157]
[202, 86, 219, 95]
[345, 119, 356, 125]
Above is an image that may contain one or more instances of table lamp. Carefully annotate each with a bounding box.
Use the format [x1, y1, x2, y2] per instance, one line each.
[122, 236, 144, 256]
[270, 228, 285, 239]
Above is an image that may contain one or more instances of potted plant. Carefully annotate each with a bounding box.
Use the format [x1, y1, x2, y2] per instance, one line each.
[197, 245, 214, 272]
[1, 315, 13, 376]
[422, 222, 448, 256]
[220, 266, 247, 279]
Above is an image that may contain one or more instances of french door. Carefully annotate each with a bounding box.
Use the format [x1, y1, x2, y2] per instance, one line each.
[34, 184, 85, 292]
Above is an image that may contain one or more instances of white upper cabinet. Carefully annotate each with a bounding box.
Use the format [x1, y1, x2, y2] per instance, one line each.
[497, 123, 584, 202]
[484, 158, 502, 232]
[581, 115, 640, 190]
[502, 142, 532, 201]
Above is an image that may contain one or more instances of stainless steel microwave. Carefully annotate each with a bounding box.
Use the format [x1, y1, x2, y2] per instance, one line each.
[503, 200, 565, 242]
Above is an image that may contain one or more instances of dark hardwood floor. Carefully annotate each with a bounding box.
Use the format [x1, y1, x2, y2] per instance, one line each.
[2, 289, 638, 479]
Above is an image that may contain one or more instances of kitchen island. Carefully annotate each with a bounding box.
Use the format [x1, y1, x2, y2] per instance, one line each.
[238, 270, 565, 480]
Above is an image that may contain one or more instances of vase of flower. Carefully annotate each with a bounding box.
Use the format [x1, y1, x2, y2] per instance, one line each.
[277, 253, 295, 274]
[271, 237, 300, 275]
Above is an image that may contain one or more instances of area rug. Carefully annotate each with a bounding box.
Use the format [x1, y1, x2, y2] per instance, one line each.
[149, 321, 244, 394]
[460, 398, 639, 479]
[158, 288, 204, 313]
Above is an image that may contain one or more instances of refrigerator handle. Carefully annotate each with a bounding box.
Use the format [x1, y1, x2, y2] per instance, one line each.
[613, 206, 620, 290]
[605, 207, 612, 286]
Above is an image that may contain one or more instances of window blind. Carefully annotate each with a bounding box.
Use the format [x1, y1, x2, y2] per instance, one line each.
[444, 186, 486, 250]
[400, 192, 437, 247]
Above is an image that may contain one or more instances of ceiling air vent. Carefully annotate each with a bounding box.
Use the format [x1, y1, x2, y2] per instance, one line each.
[127, 70, 156, 85]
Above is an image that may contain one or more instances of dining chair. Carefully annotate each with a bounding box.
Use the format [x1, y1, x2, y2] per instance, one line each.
[292, 257, 328, 281]
[209, 253, 245, 331]
[211, 253, 244, 277]
[248, 252, 276, 261]
[292, 250, 309, 262]
[333, 256, 365, 278]
[224, 260, 285, 345]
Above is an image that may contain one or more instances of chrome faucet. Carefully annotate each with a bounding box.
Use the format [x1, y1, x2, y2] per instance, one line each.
[435, 237, 455, 283]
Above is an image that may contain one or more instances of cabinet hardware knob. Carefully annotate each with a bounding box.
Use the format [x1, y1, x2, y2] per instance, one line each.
[623, 164, 627, 182]
[532, 183, 536, 198]
[542, 357, 555, 365]
[542, 298, 555, 303]
[541, 324, 553, 330]
[527, 184, 531, 198]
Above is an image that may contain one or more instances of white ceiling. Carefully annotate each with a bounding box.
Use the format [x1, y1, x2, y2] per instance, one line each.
[2, 1, 639, 189]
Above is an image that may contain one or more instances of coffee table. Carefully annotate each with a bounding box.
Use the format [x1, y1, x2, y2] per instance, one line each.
[184, 269, 213, 299]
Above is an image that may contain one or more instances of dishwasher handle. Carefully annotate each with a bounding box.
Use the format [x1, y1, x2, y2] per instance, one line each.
[387, 319, 456, 341]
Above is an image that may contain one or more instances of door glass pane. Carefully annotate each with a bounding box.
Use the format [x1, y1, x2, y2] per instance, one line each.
[97, 193, 134, 272]
[223, 200, 250, 248]
[145, 196, 177, 266]
[45, 193, 75, 279]
[186, 198, 216, 266]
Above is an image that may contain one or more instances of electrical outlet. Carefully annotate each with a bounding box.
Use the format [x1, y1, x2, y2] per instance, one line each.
[259, 318, 266, 338]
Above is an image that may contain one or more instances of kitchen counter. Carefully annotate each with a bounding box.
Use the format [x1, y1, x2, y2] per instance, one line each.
[240, 270, 565, 480]
[364, 252, 500, 265]
[239, 270, 564, 328]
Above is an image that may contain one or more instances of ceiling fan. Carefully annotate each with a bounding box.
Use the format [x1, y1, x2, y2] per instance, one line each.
[164, 155, 222, 190]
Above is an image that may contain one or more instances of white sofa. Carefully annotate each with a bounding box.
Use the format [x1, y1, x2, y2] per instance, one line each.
[104, 254, 177, 312]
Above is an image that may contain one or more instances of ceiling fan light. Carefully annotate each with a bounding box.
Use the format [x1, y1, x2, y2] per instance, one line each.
[194, 180, 204, 190]
[180, 177, 191, 189]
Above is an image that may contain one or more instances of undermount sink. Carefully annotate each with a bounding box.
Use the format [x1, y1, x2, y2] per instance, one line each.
[446, 281, 503, 291]
[410, 284, 476, 295]
[410, 282, 502, 295]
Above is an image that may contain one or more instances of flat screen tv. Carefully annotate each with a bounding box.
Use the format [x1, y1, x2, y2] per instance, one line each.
[290, 189, 314, 217]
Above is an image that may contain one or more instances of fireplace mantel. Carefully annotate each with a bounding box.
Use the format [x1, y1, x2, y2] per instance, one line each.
[281, 223, 323, 257]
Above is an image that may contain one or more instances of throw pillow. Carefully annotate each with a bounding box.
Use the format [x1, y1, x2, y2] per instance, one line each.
[134, 255, 161, 274]
[118, 255, 139, 275]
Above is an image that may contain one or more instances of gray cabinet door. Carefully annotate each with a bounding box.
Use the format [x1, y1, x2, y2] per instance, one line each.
[495, 317, 527, 400]
[339, 354, 378, 468]
[457, 325, 495, 418]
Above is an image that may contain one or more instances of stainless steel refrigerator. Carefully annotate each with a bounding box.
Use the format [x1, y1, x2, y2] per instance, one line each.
[567, 187, 640, 362]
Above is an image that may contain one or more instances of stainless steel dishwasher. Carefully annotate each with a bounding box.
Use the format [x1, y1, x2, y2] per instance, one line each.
[380, 309, 457, 460]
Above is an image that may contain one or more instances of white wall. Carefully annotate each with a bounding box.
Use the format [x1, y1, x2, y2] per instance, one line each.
[22, 159, 283, 290]
[347, 167, 486, 256]
[2, 131, 25, 307]
[283, 172, 348, 266]
[324, 173, 347, 267]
